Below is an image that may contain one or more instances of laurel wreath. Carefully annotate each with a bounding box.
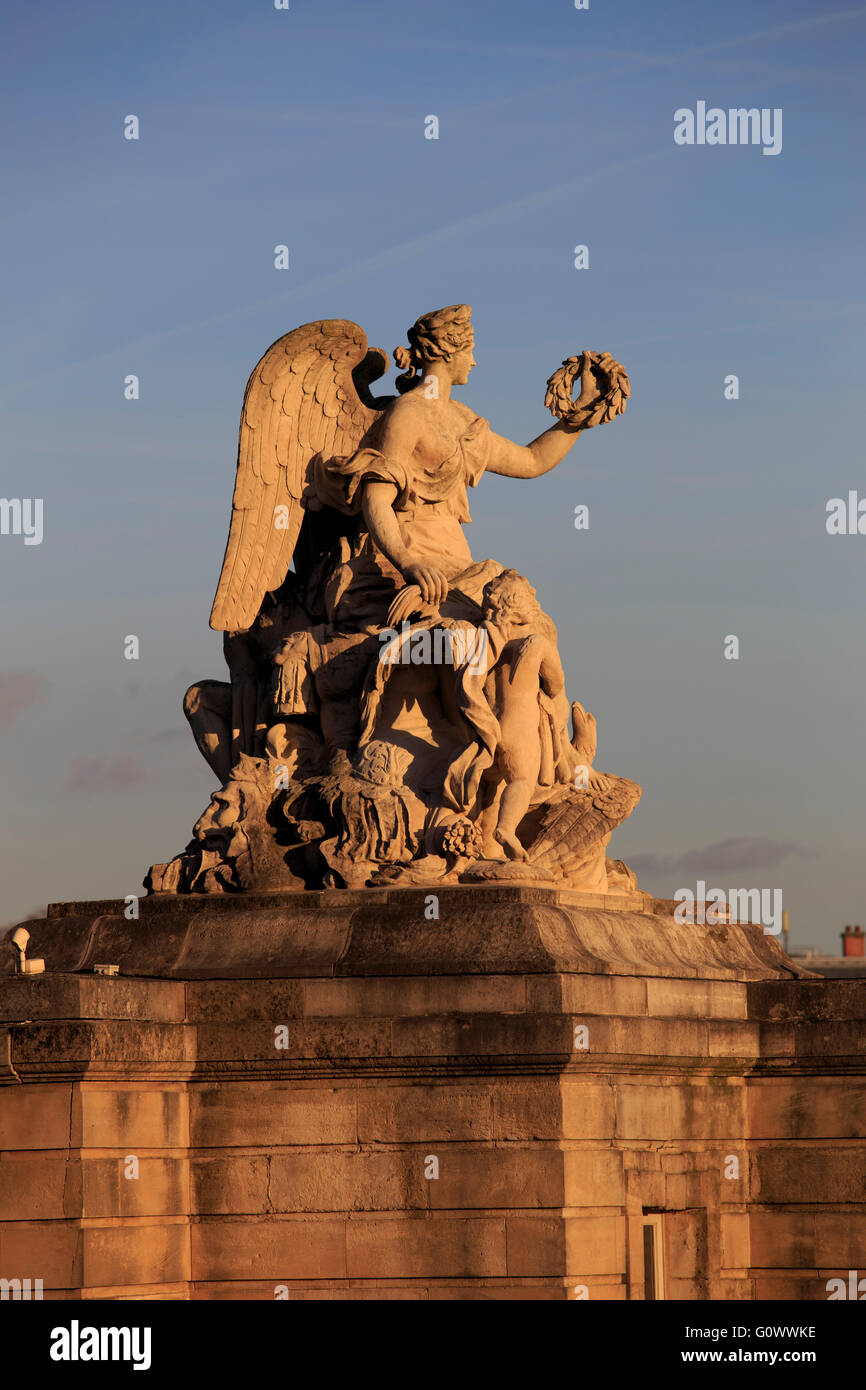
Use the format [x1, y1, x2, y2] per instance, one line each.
[544, 351, 630, 427]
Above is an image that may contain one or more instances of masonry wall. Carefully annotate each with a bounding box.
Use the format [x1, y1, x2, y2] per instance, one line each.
[2, 948, 863, 1300]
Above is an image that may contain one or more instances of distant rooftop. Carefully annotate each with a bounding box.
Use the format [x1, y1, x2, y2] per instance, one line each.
[786, 924, 866, 977]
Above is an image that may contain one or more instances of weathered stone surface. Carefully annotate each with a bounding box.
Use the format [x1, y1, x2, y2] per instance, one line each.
[358, 1083, 495, 1143]
[76, 1085, 189, 1149]
[2, 886, 811, 982]
[428, 1148, 564, 1210]
[191, 1084, 357, 1148]
[345, 1212, 507, 1279]
[192, 1217, 348, 1281]
[751, 1146, 866, 1204]
[0, 894, 858, 1301]
[82, 1220, 190, 1289]
[747, 1077, 866, 1140]
[0, 1155, 73, 1221]
[0, 1082, 73, 1149]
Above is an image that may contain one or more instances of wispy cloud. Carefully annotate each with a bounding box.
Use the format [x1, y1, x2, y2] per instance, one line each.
[0, 144, 675, 401]
[65, 756, 147, 793]
[628, 301, 866, 348]
[0, 671, 50, 727]
[668, 5, 866, 63]
[629, 836, 817, 878]
[440, 5, 866, 119]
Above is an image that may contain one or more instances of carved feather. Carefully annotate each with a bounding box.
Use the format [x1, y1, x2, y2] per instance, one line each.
[210, 320, 387, 631]
[527, 775, 642, 871]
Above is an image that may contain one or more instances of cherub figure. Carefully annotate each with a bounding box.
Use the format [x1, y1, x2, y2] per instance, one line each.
[476, 571, 575, 860]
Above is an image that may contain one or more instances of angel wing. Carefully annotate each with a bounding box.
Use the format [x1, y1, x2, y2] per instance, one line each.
[209, 320, 389, 632]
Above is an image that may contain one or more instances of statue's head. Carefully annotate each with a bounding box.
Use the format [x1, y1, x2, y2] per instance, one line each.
[191, 754, 299, 890]
[394, 304, 475, 393]
[192, 754, 272, 852]
[193, 782, 243, 843]
[354, 740, 411, 787]
[482, 569, 545, 632]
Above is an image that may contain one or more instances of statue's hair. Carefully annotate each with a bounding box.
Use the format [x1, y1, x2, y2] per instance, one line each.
[354, 739, 411, 786]
[394, 304, 473, 394]
[482, 569, 556, 641]
[214, 754, 260, 806]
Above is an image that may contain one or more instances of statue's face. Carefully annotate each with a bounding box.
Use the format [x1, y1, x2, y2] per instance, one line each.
[449, 338, 475, 385]
[194, 787, 240, 840]
[358, 741, 391, 783]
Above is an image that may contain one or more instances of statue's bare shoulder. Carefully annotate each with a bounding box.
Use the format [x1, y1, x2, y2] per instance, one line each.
[382, 389, 478, 439]
[377, 388, 426, 447]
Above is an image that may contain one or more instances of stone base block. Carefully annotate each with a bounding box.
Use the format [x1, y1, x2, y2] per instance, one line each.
[0, 887, 859, 1300]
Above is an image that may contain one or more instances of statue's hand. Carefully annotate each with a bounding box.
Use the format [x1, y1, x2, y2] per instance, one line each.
[388, 584, 440, 627]
[575, 351, 611, 407]
[545, 351, 629, 429]
[574, 352, 621, 425]
[402, 562, 449, 606]
[574, 356, 601, 412]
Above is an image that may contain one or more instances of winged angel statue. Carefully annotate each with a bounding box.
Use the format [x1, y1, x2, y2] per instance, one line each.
[146, 305, 642, 895]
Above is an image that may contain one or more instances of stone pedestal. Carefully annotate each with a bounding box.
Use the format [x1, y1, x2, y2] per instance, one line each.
[1, 887, 862, 1300]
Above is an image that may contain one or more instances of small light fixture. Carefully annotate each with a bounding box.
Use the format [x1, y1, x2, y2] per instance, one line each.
[10, 927, 45, 977]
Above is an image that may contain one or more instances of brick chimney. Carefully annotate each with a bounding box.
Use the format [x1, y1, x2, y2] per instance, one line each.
[842, 925, 865, 957]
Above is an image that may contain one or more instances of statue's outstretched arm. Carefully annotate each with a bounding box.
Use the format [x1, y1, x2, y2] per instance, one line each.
[485, 418, 584, 480]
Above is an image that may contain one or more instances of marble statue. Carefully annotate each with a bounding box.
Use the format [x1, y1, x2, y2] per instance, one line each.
[146, 305, 641, 894]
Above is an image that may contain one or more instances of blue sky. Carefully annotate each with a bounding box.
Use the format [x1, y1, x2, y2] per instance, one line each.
[1, 0, 865, 947]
